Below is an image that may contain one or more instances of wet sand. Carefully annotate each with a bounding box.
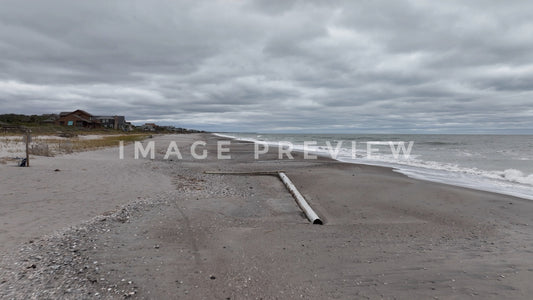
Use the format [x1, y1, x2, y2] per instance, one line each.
[1, 133, 532, 299]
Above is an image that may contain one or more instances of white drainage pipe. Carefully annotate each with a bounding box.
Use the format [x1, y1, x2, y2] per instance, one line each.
[278, 172, 323, 225]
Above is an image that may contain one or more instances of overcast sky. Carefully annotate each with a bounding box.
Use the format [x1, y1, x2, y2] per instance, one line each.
[1, 0, 533, 133]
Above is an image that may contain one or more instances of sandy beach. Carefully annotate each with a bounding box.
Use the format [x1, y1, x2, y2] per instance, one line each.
[1, 133, 532, 299]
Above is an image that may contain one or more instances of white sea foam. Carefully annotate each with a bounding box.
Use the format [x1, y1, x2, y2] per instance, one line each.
[493, 169, 533, 186]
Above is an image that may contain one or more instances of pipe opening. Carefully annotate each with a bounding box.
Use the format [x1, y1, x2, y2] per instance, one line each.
[313, 219, 323, 225]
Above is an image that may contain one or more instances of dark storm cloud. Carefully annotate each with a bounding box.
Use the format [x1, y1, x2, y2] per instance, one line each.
[1, 0, 533, 133]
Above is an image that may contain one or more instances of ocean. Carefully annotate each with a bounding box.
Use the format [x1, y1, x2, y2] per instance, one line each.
[216, 133, 533, 201]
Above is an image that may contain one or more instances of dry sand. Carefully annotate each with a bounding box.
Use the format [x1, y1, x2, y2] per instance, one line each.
[1, 133, 532, 299]
[0, 143, 171, 253]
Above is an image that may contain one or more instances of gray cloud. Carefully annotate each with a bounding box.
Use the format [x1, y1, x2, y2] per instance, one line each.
[1, 0, 532, 133]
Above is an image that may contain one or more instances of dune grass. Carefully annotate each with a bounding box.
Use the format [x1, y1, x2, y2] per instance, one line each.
[2, 127, 153, 158]
[19, 134, 151, 156]
[69, 134, 149, 152]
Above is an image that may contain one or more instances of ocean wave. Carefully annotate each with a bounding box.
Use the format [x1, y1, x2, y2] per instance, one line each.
[338, 155, 533, 200]
[419, 141, 462, 146]
[493, 169, 533, 186]
[346, 153, 533, 188]
[213, 133, 238, 139]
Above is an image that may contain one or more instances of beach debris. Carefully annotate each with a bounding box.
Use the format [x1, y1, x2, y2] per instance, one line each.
[58, 132, 77, 138]
[19, 158, 27, 167]
[278, 172, 323, 225]
[204, 170, 284, 176]
[204, 170, 323, 225]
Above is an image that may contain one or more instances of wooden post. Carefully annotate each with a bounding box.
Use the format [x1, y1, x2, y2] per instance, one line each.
[25, 130, 30, 167]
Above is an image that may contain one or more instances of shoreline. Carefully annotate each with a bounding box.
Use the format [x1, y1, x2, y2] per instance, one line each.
[1, 133, 532, 298]
[214, 132, 533, 201]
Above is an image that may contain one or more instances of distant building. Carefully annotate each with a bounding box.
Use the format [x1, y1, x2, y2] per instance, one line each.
[56, 110, 132, 130]
[93, 115, 126, 130]
[141, 123, 157, 131]
[56, 110, 100, 128]
[123, 122, 134, 131]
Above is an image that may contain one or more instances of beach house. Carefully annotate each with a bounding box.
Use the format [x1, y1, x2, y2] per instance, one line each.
[141, 123, 157, 131]
[93, 115, 126, 130]
[55, 110, 100, 128]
